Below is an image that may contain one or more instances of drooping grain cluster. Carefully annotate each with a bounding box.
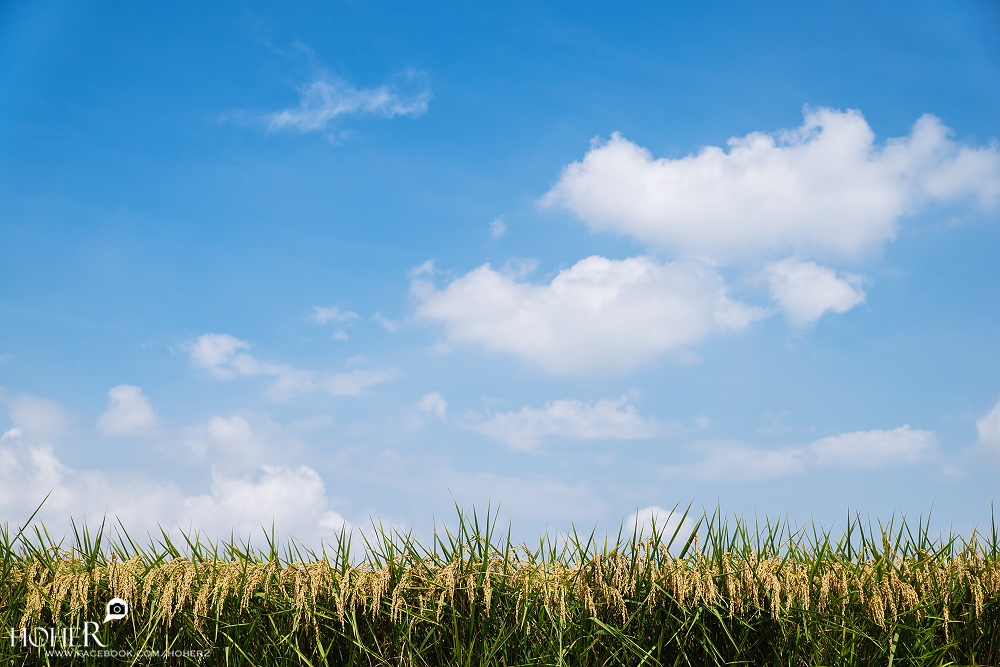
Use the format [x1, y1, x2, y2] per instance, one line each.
[10, 538, 1000, 637]
[2, 511, 999, 665]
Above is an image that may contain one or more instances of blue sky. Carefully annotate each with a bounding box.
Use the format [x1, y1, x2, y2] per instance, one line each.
[2, 0, 999, 543]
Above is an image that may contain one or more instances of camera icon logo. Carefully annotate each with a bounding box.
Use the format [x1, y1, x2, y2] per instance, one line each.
[104, 598, 129, 623]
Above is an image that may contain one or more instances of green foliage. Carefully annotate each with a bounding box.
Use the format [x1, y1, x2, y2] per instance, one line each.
[1, 504, 998, 666]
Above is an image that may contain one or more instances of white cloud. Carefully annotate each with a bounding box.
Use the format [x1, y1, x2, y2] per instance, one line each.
[414, 256, 763, 374]
[463, 396, 669, 450]
[0, 406, 350, 543]
[413, 108, 999, 373]
[9, 447, 347, 541]
[489, 216, 508, 240]
[190, 333, 251, 377]
[808, 426, 936, 468]
[418, 392, 448, 420]
[310, 306, 360, 325]
[265, 71, 431, 133]
[97, 385, 157, 436]
[975, 397, 1000, 457]
[542, 108, 1000, 262]
[763, 258, 866, 327]
[666, 426, 936, 481]
[625, 506, 694, 541]
[182, 465, 350, 538]
[310, 307, 359, 342]
[410, 259, 435, 277]
[188, 333, 397, 399]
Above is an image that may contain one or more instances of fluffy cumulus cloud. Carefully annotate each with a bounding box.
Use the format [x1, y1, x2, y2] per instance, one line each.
[1, 396, 349, 542]
[188, 333, 397, 399]
[543, 108, 1000, 262]
[97, 384, 157, 435]
[265, 71, 431, 133]
[462, 396, 670, 451]
[414, 256, 762, 374]
[182, 465, 350, 538]
[414, 108, 1000, 370]
[762, 259, 866, 327]
[666, 426, 936, 481]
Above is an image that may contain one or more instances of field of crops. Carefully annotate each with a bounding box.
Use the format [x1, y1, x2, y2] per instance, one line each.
[2, 506, 998, 666]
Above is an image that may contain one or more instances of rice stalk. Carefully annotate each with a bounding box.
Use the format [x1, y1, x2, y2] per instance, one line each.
[1, 506, 998, 666]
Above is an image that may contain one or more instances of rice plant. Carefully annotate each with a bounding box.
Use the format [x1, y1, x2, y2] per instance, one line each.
[1, 505, 998, 666]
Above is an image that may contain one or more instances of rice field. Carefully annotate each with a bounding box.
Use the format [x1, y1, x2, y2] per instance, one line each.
[2, 506, 998, 666]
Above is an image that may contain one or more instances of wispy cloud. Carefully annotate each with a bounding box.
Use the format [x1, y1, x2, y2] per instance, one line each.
[418, 392, 448, 420]
[264, 70, 430, 134]
[460, 395, 675, 451]
[310, 306, 360, 340]
[323, 369, 399, 396]
[489, 216, 507, 240]
[310, 306, 359, 325]
[187, 333, 397, 400]
[665, 426, 937, 481]
[372, 313, 400, 332]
